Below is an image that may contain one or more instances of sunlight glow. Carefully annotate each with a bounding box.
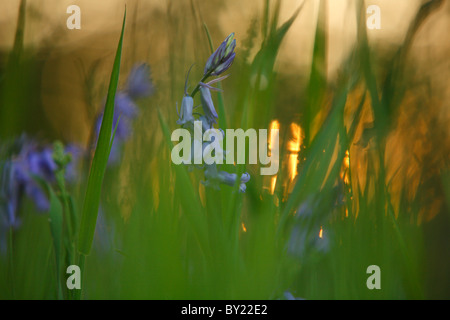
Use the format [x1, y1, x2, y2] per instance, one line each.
[288, 123, 302, 181]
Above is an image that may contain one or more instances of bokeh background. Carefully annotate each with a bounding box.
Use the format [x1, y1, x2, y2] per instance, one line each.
[1, 0, 449, 299]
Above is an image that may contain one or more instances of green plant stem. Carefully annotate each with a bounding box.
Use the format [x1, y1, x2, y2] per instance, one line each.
[74, 253, 86, 300]
[190, 71, 212, 98]
[8, 227, 15, 298]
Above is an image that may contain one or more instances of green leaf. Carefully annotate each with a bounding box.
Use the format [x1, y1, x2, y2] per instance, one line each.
[47, 185, 64, 299]
[157, 109, 211, 258]
[305, 0, 328, 145]
[34, 175, 64, 299]
[355, 1, 386, 135]
[77, 9, 126, 256]
[279, 86, 348, 234]
[244, 2, 304, 128]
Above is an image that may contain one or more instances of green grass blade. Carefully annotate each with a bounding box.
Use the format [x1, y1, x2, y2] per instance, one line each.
[355, 1, 386, 134]
[47, 185, 64, 299]
[33, 175, 64, 299]
[77, 9, 126, 256]
[279, 87, 347, 233]
[157, 108, 210, 257]
[304, 0, 327, 145]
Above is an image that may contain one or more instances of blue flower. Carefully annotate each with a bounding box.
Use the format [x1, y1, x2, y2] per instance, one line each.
[64, 143, 85, 182]
[94, 63, 154, 166]
[0, 161, 20, 228]
[95, 92, 139, 141]
[176, 95, 195, 127]
[126, 63, 154, 99]
[175, 32, 249, 193]
[283, 291, 304, 300]
[287, 195, 333, 259]
[0, 138, 58, 226]
[0, 162, 18, 255]
[199, 86, 218, 126]
[204, 33, 236, 76]
[27, 147, 57, 182]
[13, 141, 56, 212]
[202, 164, 250, 193]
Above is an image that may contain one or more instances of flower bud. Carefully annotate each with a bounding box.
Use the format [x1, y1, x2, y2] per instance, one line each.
[204, 33, 236, 76]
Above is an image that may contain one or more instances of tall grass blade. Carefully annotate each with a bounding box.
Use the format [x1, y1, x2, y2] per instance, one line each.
[304, 0, 327, 145]
[77, 9, 127, 256]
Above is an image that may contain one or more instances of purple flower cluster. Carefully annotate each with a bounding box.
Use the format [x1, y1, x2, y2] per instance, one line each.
[1, 140, 55, 223]
[94, 63, 154, 165]
[175, 33, 250, 193]
[0, 63, 154, 254]
[0, 137, 82, 254]
[0, 137, 82, 227]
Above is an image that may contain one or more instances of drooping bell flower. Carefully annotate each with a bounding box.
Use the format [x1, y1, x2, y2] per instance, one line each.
[202, 164, 250, 193]
[198, 75, 229, 127]
[199, 86, 218, 126]
[176, 95, 195, 127]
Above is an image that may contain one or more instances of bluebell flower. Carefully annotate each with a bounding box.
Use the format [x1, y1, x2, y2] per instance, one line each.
[0, 137, 86, 255]
[204, 33, 236, 76]
[199, 115, 212, 132]
[283, 291, 305, 300]
[0, 161, 20, 228]
[198, 76, 229, 128]
[175, 32, 249, 193]
[0, 138, 58, 225]
[107, 139, 123, 165]
[94, 63, 154, 166]
[176, 95, 195, 127]
[13, 141, 57, 212]
[64, 143, 85, 182]
[0, 159, 17, 254]
[237, 172, 250, 193]
[93, 205, 115, 254]
[126, 63, 154, 99]
[95, 93, 139, 141]
[27, 147, 57, 182]
[199, 86, 218, 126]
[287, 195, 333, 259]
[202, 164, 250, 193]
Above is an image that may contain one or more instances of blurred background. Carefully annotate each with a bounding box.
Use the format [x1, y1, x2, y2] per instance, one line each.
[2, 0, 448, 144]
[0, 0, 449, 299]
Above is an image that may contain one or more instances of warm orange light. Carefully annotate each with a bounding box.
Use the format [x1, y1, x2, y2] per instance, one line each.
[319, 226, 323, 239]
[287, 123, 302, 152]
[287, 123, 302, 181]
[267, 120, 280, 194]
[341, 150, 351, 185]
[288, 154, 299, 182]
[344, 150, 350, 168]
[269, 120, 280, 151]
[270, 176, 277, 194]
[241, 222, 247, 232]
